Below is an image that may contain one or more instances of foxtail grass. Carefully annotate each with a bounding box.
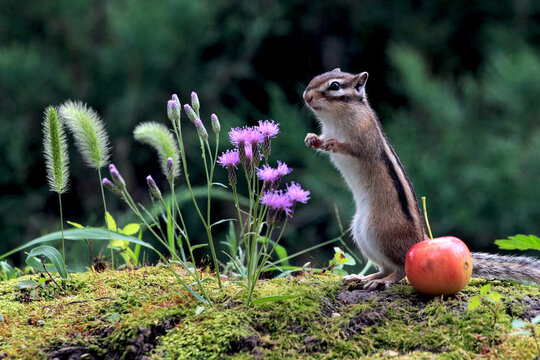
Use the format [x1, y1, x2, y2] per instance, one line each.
[42, 106, 69, 261]
[59, 101, 115, 268]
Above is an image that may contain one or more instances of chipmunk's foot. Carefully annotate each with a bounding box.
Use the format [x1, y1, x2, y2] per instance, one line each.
[344, 271, 404, 291]
[321, 138, 341, 153]
[363, 272, 404, 291]
[343, 270, 388, 284]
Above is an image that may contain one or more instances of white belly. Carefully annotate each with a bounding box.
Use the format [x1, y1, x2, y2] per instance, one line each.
[329, 153, 390, 269]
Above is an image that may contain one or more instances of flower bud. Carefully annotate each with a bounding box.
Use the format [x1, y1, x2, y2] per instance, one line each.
[167, 100, 181, 124]
[102, 177, 122, 196]
[210, 113, 220, 134]
[109, 164, 126, 190]
[194, 118, 208, 141]
[146, 175, 163, 201]
[191, 92, 200, 116]
[184, 104, 197, 123]
[166, 157, 174, 183]
[172, 94, 181, 108]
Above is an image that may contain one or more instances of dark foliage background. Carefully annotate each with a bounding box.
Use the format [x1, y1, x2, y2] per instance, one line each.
[1, 0, 539, 270]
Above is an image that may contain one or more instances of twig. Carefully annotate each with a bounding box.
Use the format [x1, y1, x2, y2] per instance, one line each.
[64, 296, 115, 306]
[40, 257, 68, 295]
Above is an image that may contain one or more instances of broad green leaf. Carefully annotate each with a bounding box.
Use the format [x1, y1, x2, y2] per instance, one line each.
[274, 244, 289, 267]
[251, 294, 301, 305]
[122, 223, 140, 236]
[0, 228, 156, 260]
[511, 319, 528, 329]
[105, 212, 117, 231]
[480, 284, 491, 296]
[494, 234, 540, 251]
[66, 221, 84, 229]
[467, 296, 481, 310]
[486, 292, 502, 303]
[15, 279, 39, 290]
[26, 245, 68, 280]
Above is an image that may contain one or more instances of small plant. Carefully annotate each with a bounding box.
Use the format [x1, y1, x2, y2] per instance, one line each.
[495, 234, 540, 252]
[0, 261, 22, 281]
[467, 284, 503, 327]
[16, 245, 68, 296]
[42, 106, 69, 262]
[511, 315, 540, 358]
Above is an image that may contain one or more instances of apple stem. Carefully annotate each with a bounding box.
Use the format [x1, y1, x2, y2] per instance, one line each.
[422, 196, 434, 240]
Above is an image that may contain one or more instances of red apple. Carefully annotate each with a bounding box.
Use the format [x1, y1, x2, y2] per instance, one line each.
[405, 236, 472, 295]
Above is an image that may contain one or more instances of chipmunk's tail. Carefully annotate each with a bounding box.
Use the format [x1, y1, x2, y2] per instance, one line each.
[471, 252, 540, 284]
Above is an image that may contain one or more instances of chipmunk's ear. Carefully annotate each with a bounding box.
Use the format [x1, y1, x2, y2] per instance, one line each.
[332, 68, 341, 73]
[353, 72, 369, 90]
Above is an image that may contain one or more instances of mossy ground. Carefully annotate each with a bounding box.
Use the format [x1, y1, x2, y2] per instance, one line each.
[0, 266, 538, 359]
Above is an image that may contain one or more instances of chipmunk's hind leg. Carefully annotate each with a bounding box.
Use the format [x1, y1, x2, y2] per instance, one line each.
[343, 269, 391, 284]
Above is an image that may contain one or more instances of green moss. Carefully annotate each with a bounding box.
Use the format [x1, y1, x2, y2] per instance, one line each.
[0, 269, 538, 359]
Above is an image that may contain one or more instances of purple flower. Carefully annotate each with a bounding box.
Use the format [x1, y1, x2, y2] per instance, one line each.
[146, 175, 163, 201]
[211, 113, 220, 134]
[109, 164, 126, 189]
[191, 91, 200, 114]
[218, 149, 240, 168]
[256, 165, 280, 182]
[257, 120, 279, 138]
[260, 190, 293, 215]
[275, 161, 292, 177]
[286, 182, 310, 204]
[166, 157, 175, 181]
[102, 177, 122, 196]
[194, 118, 208, 140]
[184, 104, 197, 123]
[229, 127, 264, 146]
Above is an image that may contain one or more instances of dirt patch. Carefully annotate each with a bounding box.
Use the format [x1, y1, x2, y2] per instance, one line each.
[47, 316, 182, 360]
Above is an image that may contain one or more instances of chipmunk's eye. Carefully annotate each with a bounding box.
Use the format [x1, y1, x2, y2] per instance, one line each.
[328, 81, 341, 91]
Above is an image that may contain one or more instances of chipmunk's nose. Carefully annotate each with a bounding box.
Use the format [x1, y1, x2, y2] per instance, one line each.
[303, 92, 313, 104]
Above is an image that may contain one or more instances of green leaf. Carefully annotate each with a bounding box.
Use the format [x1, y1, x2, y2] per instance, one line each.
[251, 294, 301, 305]
[274, 244, 289, 267]
[211, 182, 228, 188]
[190, 244, 208, 251]
[467, 296, 481, 310]
[105, 212, 117, 231]
[15, 279, 39, 290]
[494, 234, 540, 251]
[210, 218, 236, 228]
[486, 291, 502, 303]
[195, 306, 205, 315]
[121, 223, 140, 236]
[0, 261, 17, 280]
[480, 284, 491, 297]
[0, 228, 156, 260]
[26, 245, 68, 280]
[66, 221, 84, 229]
[512, 330, 532, 336]
[512, 319, 528, 329]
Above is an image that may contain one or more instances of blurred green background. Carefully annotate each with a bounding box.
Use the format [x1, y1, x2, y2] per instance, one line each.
[1, 0, 539, 270]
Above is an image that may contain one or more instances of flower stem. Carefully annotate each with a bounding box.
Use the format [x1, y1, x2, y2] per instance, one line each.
[97, 168, 114, 269]
[421, 196, 434, 240]
[58, 193, 65, 263]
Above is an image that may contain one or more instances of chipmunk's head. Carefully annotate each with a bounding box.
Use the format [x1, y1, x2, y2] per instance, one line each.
[303, 68, 369, 117]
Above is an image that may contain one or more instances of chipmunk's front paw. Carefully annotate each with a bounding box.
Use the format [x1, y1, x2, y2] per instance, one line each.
[321, 138, 340, 152]
[305, 133, 323, 149]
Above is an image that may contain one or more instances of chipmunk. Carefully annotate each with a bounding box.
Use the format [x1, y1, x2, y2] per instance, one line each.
[303, 68, 540, 290]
